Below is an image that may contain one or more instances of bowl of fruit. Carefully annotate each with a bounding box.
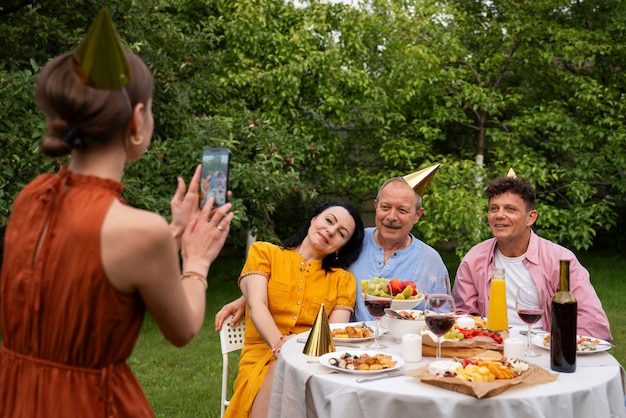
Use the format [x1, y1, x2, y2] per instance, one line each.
[362, 277, 424, 311]
[385, 309, 427, 342]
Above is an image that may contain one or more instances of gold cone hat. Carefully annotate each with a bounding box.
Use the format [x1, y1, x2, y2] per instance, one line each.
[73, 9, 131, 90]
[507, 168, 517, 178]
[303, 304, 335, 356]
[403, 163, 440, 196]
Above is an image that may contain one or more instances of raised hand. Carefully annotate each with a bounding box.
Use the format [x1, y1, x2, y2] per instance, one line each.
[170, 165, 203, 249]
[181, 193, 234, 276]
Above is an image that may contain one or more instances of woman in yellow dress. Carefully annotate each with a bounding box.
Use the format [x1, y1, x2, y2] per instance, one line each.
[224, 202, 364, 418]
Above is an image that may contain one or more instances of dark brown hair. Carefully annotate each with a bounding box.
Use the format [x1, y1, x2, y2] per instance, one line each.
[281, 202, 365, 272]
[36, 51, 153, 157]
[486, 176, 536, 211]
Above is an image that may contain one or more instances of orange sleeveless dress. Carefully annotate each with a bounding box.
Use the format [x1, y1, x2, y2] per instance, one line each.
[0, 167, 153, 417]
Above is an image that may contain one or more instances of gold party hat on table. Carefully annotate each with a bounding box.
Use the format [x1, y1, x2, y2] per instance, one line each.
[73, 9, 131, 90]
[403, 163, 440, 196]
[303, 304, 335, 356]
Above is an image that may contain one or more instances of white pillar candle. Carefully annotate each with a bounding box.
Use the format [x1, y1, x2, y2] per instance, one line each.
[503, 337, 526, 359]
[402, 333, 423, 363]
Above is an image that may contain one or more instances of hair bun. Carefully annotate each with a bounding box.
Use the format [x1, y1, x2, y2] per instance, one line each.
[41, 135, 71, 157]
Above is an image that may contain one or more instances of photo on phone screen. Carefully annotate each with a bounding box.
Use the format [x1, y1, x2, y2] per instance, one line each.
[199, 148, 230, 209]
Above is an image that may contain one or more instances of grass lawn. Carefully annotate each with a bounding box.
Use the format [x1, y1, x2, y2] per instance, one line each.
[130, 256, 245, 418]
[131, 250, 625, 417]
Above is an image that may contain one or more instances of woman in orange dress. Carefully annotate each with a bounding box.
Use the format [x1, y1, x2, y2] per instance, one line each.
[0, 10, 234, 417]
[224, 202, 364, 418]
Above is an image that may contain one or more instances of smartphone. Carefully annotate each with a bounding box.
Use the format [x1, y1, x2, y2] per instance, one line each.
[199, 147, 230, 209]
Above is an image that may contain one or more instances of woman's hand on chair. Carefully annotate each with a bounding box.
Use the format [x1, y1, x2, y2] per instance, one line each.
[215, 295, 246, 330]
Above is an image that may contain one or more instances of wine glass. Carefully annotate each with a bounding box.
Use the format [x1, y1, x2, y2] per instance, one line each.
[424, 294, 456, 360]
[365, 298, 391, 349]
[515, 287, 544, 357]
[425, 274, 451, 296]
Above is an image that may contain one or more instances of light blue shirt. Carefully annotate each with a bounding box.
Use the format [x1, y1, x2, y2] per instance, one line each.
[350, 227, 448, 321]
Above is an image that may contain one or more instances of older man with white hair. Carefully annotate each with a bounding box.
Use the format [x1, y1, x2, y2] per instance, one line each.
[215, 165, 448, 327]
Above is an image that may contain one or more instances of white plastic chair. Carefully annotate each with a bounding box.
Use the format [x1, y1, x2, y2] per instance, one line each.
[220, 315, 245, 418]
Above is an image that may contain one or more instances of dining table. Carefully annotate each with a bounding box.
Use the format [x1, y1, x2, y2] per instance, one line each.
[268, 326, 626, 418]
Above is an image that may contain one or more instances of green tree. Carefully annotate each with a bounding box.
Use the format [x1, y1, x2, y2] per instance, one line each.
[301, 0, 626, 255]
[436, 0, 626, 252]
[1, 0, 625, 260]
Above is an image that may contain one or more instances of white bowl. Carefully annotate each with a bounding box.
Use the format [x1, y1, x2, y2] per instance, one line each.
[389, 296, 424, 311]
[364, 291, 424, 310]
[386, 309, 427, 342]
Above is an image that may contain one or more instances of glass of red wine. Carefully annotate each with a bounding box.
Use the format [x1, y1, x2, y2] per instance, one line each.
[365, 298, 391, 349]
[424, 294, 456, 360]
[515, 287, 544, 357]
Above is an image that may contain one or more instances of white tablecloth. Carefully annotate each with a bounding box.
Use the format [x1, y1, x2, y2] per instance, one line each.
[269, 328, 626, 418]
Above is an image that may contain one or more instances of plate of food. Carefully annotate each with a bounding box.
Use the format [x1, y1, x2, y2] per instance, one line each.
[319, 350, 404, 374]
[531, 334, 613, 354]
[329, 322, 388, 342]
[330, 323, 376, 342]
[411, 353, 559, 399]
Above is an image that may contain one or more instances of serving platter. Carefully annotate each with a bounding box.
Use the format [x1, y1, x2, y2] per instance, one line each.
[319, 350, 404, 375]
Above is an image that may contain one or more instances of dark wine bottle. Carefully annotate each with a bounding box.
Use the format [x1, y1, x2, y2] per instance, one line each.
[550, 259, 577, 372]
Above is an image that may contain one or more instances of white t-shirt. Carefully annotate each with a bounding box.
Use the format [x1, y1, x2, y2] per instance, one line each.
[495, 248, 543, 330]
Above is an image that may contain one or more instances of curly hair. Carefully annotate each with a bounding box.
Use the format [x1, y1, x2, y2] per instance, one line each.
[281, 202, 365, 272]
[486, 176, 536, 211]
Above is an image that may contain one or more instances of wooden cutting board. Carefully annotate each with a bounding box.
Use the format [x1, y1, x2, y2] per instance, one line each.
[422, 345, 501, 359]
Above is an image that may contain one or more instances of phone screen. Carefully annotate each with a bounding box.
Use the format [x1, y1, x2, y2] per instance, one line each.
[199, 148, 230, 209]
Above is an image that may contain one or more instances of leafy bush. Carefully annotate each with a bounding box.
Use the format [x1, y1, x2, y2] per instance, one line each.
[2, 0, 625, 263]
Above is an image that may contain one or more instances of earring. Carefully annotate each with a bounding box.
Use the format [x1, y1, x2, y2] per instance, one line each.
[335, 252, 339, 261]
[130, 134, 143, 145]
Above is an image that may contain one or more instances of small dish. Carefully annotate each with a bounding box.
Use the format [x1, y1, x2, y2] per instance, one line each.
[386, 310, 427, 342]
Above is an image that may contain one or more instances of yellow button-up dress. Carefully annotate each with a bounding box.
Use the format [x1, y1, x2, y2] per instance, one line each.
[224, 241, 356, 417]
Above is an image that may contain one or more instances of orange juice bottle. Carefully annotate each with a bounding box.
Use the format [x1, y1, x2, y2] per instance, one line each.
[486, 268, 508, 331]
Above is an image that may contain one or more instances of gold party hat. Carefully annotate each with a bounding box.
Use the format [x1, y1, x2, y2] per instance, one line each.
[303, 304, 335, 356]
[403, 163, 440, 196]
[73, 9, 131, 90]
[507, 168, 517, 178]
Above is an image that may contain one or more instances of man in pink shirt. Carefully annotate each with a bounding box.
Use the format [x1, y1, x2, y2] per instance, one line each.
[452, 176, 612, 341]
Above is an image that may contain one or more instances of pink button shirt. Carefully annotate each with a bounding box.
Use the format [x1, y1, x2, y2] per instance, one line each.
[452, 231, 612, 341]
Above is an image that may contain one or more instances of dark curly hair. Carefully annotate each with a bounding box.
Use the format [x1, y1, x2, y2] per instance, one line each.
[486, 176, 536, 211]
[281, 202, 364, 272]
